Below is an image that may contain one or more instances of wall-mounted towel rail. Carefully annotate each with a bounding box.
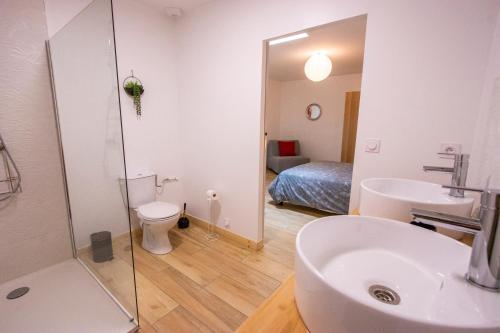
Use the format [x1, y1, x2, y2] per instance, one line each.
[0, 133, 22, 201]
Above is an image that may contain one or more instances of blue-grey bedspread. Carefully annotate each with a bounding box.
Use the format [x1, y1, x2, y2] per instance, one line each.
[268, 161, 353, 214]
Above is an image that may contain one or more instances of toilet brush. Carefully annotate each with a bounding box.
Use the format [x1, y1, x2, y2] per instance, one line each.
[178, 203, 189, 229]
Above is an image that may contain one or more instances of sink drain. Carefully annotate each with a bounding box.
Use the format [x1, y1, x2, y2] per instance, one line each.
[368, 285, 400, 305]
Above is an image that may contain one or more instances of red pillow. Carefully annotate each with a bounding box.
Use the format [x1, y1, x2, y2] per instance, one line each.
[278, 141, 296, 156]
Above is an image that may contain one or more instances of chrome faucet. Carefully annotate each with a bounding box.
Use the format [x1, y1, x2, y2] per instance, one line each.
[423, 153, 469, 197]
[411, 184, 500, 292]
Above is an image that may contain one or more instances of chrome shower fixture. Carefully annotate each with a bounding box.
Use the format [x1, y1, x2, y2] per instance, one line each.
[0, 133, 22, 201]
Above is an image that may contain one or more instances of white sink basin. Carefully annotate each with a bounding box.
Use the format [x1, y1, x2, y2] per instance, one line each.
[295, 216, 500, 333]
[359, 178, 474, 239]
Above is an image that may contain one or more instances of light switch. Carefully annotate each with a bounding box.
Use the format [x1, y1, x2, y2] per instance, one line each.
[365, 138, 381, 153]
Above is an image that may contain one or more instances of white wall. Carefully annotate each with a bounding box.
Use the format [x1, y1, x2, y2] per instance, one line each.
[43, 0, 92, 37]
[274, 74, 362, 161]
[113, 0, 185, 217]
[0, 0, 72, 283]
[350, 2, 500, 212]
[470, 10, 500, 189]
[44, 0, 500, 243]
[44, 0, 185, 231]
[176, 0, 500, 241]
[49, 0, 132, 249]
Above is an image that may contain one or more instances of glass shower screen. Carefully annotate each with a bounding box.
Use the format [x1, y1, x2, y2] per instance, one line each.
[47, 0, 138, 324]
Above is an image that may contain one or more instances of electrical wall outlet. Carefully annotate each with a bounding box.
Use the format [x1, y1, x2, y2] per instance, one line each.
[224, 218, 230, 228]
[440, 142, 462, 154]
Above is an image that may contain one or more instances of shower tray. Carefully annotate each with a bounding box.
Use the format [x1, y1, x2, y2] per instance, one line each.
[0, 260, 137, 333]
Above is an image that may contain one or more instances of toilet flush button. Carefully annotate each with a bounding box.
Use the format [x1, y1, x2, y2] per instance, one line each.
[365, 138, 381, 153]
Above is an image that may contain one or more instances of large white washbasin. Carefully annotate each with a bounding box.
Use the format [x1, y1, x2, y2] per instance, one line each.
[295, 216, 500, 333]
[359, 178, 474, 239]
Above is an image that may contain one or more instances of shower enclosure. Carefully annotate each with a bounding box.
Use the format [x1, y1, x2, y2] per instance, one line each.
[0, 0, 137, 331]
[46, 0, 138, 330]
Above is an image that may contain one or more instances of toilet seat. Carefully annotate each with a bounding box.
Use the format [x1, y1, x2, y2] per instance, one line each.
[137, 201, 180, 221]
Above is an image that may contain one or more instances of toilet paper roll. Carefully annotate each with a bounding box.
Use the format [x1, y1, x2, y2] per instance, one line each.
[206, 189, 218, 199]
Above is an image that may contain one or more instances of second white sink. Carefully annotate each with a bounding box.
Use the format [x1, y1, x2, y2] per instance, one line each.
[359, 178, 474, 239]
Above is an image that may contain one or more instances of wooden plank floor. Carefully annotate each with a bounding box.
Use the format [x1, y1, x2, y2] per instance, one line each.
[236, 275, 307, 333]
[80, 224, 295, 333]
[79, 170, 475, 332]
[78, 170, 326, 333]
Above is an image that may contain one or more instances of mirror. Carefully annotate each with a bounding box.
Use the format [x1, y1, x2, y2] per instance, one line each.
[306, 103, 321, 120]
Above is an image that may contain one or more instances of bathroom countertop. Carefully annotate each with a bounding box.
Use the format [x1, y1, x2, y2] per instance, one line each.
[236, 274, 308, 333]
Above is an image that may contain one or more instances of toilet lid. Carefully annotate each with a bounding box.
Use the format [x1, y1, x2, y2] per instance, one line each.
[138, 201, 180, 220]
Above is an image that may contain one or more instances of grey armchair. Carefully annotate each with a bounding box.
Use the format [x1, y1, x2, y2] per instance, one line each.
[266, 140, 310, 173]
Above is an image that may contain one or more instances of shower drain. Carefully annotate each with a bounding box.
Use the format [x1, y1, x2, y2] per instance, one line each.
[368, 285, 400, 305]
[6, 287, 29, 300]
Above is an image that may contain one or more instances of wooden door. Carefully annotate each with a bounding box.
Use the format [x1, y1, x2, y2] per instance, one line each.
[341, 91, 361, 163]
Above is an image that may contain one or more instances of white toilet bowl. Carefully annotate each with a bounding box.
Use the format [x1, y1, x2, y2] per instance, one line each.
[136, 201, 180, 254]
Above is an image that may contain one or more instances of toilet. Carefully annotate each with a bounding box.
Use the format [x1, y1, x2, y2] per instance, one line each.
[126, 173, 180, 254]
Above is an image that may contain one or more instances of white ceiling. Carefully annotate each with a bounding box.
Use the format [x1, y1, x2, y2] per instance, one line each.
[267, 15, 367, 81]
[138, 0, 213, 13]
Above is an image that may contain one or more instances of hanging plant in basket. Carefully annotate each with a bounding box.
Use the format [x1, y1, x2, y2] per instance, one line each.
[123, 71, 144, 118]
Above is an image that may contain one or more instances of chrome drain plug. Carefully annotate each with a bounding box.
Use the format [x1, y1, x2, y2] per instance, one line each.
[368, 285, 400, 305]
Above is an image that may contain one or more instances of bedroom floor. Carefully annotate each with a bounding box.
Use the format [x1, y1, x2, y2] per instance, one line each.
[264, 169, 333, 234]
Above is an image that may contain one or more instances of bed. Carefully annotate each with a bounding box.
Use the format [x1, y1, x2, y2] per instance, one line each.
[268, 161, 353, 214]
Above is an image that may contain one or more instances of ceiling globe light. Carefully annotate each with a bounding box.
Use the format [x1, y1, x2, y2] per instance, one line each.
[304, 53, 332, 82]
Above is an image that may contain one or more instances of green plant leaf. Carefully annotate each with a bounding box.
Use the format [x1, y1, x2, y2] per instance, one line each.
[124, 80, 143, 116]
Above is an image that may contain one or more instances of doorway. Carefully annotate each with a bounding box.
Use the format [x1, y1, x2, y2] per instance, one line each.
[260, 15, 367, 240]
